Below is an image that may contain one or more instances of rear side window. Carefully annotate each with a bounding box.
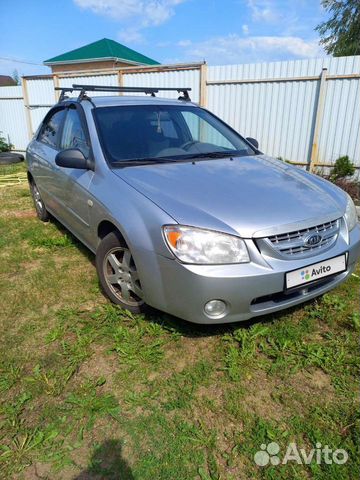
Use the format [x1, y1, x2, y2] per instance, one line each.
[60, 108, 90, 158]
[38, 109, 66, 149]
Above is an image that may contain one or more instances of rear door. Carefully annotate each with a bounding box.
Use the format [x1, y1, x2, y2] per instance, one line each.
[56, 104, 94, 246]
[30, 107, 66, 217]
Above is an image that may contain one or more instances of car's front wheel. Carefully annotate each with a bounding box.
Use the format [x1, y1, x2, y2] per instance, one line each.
[96, 231, 147, 313]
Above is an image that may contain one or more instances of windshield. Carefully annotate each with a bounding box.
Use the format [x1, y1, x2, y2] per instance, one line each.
[94, 105, 256, 164]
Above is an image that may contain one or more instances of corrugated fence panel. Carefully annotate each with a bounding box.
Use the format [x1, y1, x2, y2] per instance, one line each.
[0, 86, 23, 98]
[26, 78, 55, 134]
[59, 74, 118, 96]
[208, 56, 360, 169]
[317, 56, 360, 165]
[123, 69, 200, 103]
[0, 86, 27, 150]
[27, 78, 55, 105]
[208, 59, 319, 164]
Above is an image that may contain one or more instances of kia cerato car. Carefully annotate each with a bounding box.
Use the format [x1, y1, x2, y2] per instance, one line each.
[25, 84, 360, 324]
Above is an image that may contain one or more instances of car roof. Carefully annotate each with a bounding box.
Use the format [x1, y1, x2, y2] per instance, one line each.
[62, 95, 198, 108]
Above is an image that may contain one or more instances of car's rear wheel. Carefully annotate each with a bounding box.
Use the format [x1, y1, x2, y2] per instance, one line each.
[30, 180, 50, 222]
[96, 231, 146, 313]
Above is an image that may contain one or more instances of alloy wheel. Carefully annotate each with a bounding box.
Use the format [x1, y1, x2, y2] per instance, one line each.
[103, 247, 144, 307]
[32, 183, 45, 214]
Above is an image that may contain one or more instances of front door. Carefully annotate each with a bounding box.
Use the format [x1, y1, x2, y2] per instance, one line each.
[56, 105, 94, 246]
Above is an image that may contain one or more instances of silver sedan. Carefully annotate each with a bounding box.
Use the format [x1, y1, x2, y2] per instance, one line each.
[26, 89, 360, 323]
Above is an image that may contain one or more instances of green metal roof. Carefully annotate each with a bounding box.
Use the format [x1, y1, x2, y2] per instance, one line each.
[44, 38, 160, 66]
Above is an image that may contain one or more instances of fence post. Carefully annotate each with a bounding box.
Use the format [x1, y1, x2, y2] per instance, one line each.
[117, 70, 123, 95]
[21, 77, 33, 141]
[199, 63, 207, 107]
[309, 68, 328, 172]
[53, 74, 60, 101]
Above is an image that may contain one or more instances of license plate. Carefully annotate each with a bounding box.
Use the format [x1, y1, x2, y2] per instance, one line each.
[286, 254, 347, 290]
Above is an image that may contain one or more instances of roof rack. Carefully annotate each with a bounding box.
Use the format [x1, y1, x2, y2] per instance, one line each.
[55, 87, 82, 103]
[55, 84, 192, 103]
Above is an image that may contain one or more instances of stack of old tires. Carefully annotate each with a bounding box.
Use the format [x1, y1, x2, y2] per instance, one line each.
[0, 152, 24, 165]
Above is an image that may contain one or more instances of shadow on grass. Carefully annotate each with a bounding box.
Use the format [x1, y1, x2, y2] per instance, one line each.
[50, 215, 95, 265]
[74, 439, 134, 480]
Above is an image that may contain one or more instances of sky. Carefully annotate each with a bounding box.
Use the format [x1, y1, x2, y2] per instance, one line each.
[0, 0, 328, 77]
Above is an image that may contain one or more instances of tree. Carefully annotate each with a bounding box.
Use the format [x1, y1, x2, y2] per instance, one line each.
[316, 0, 360, 56]
[12, 69, 20, 85]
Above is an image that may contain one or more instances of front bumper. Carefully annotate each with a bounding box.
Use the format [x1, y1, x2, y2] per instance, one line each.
[137, 224, 360, 324]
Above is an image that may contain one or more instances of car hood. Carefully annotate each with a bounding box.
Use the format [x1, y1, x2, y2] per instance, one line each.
[113, 155, 346, 238]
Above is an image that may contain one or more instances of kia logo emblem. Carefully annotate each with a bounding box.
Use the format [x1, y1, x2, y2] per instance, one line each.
[304, 233, 322, 247]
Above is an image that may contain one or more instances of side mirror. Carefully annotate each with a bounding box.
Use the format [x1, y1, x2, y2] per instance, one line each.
[246, 137, 259, 150]
[55, 148, 89, 169]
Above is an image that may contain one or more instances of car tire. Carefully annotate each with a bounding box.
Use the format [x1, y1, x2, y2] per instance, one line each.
[30, 180, 50, 222]
[0, 152, 24, 165]
[96, 231, 148, 313]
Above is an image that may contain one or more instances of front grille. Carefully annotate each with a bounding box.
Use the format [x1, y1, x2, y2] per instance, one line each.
[260, 219, 340, 259]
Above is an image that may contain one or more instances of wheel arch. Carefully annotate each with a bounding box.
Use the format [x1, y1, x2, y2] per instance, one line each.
[97, 219, 128, 247]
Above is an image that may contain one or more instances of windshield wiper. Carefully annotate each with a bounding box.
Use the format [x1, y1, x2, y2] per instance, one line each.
[184, 151, 241, 159]
[111, 151, 245, 167]
[112, 157, 180, 167]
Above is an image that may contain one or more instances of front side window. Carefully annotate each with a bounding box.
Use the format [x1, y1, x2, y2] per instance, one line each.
[38, 108, 66, 148]
[94, 105, 255, 164]
[60, 108, 90, 157]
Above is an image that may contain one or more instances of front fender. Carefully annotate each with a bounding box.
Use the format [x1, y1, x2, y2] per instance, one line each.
[89, 171, 176, 259]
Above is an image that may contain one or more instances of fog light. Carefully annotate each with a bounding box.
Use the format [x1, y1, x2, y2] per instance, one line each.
[204, 300, 227, 317]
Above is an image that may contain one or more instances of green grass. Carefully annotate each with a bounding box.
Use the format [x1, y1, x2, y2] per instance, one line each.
[0, 163, 359, 479]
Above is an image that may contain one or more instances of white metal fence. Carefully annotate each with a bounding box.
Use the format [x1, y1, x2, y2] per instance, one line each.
[207, 56, 360, 171]
[0, 85, 28, 150]
[0, 56, 359, 174]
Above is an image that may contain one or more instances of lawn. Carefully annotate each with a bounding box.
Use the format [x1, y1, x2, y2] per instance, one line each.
[0, 163, 359, 480]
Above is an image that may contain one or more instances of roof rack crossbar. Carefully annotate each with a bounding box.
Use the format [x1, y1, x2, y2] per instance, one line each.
[71, 84, 192, 101]
[55, 84, 192, 103]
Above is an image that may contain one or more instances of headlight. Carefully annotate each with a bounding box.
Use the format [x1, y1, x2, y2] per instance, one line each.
[344, 193, 357, 232]
[163, 225, 250, 264]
